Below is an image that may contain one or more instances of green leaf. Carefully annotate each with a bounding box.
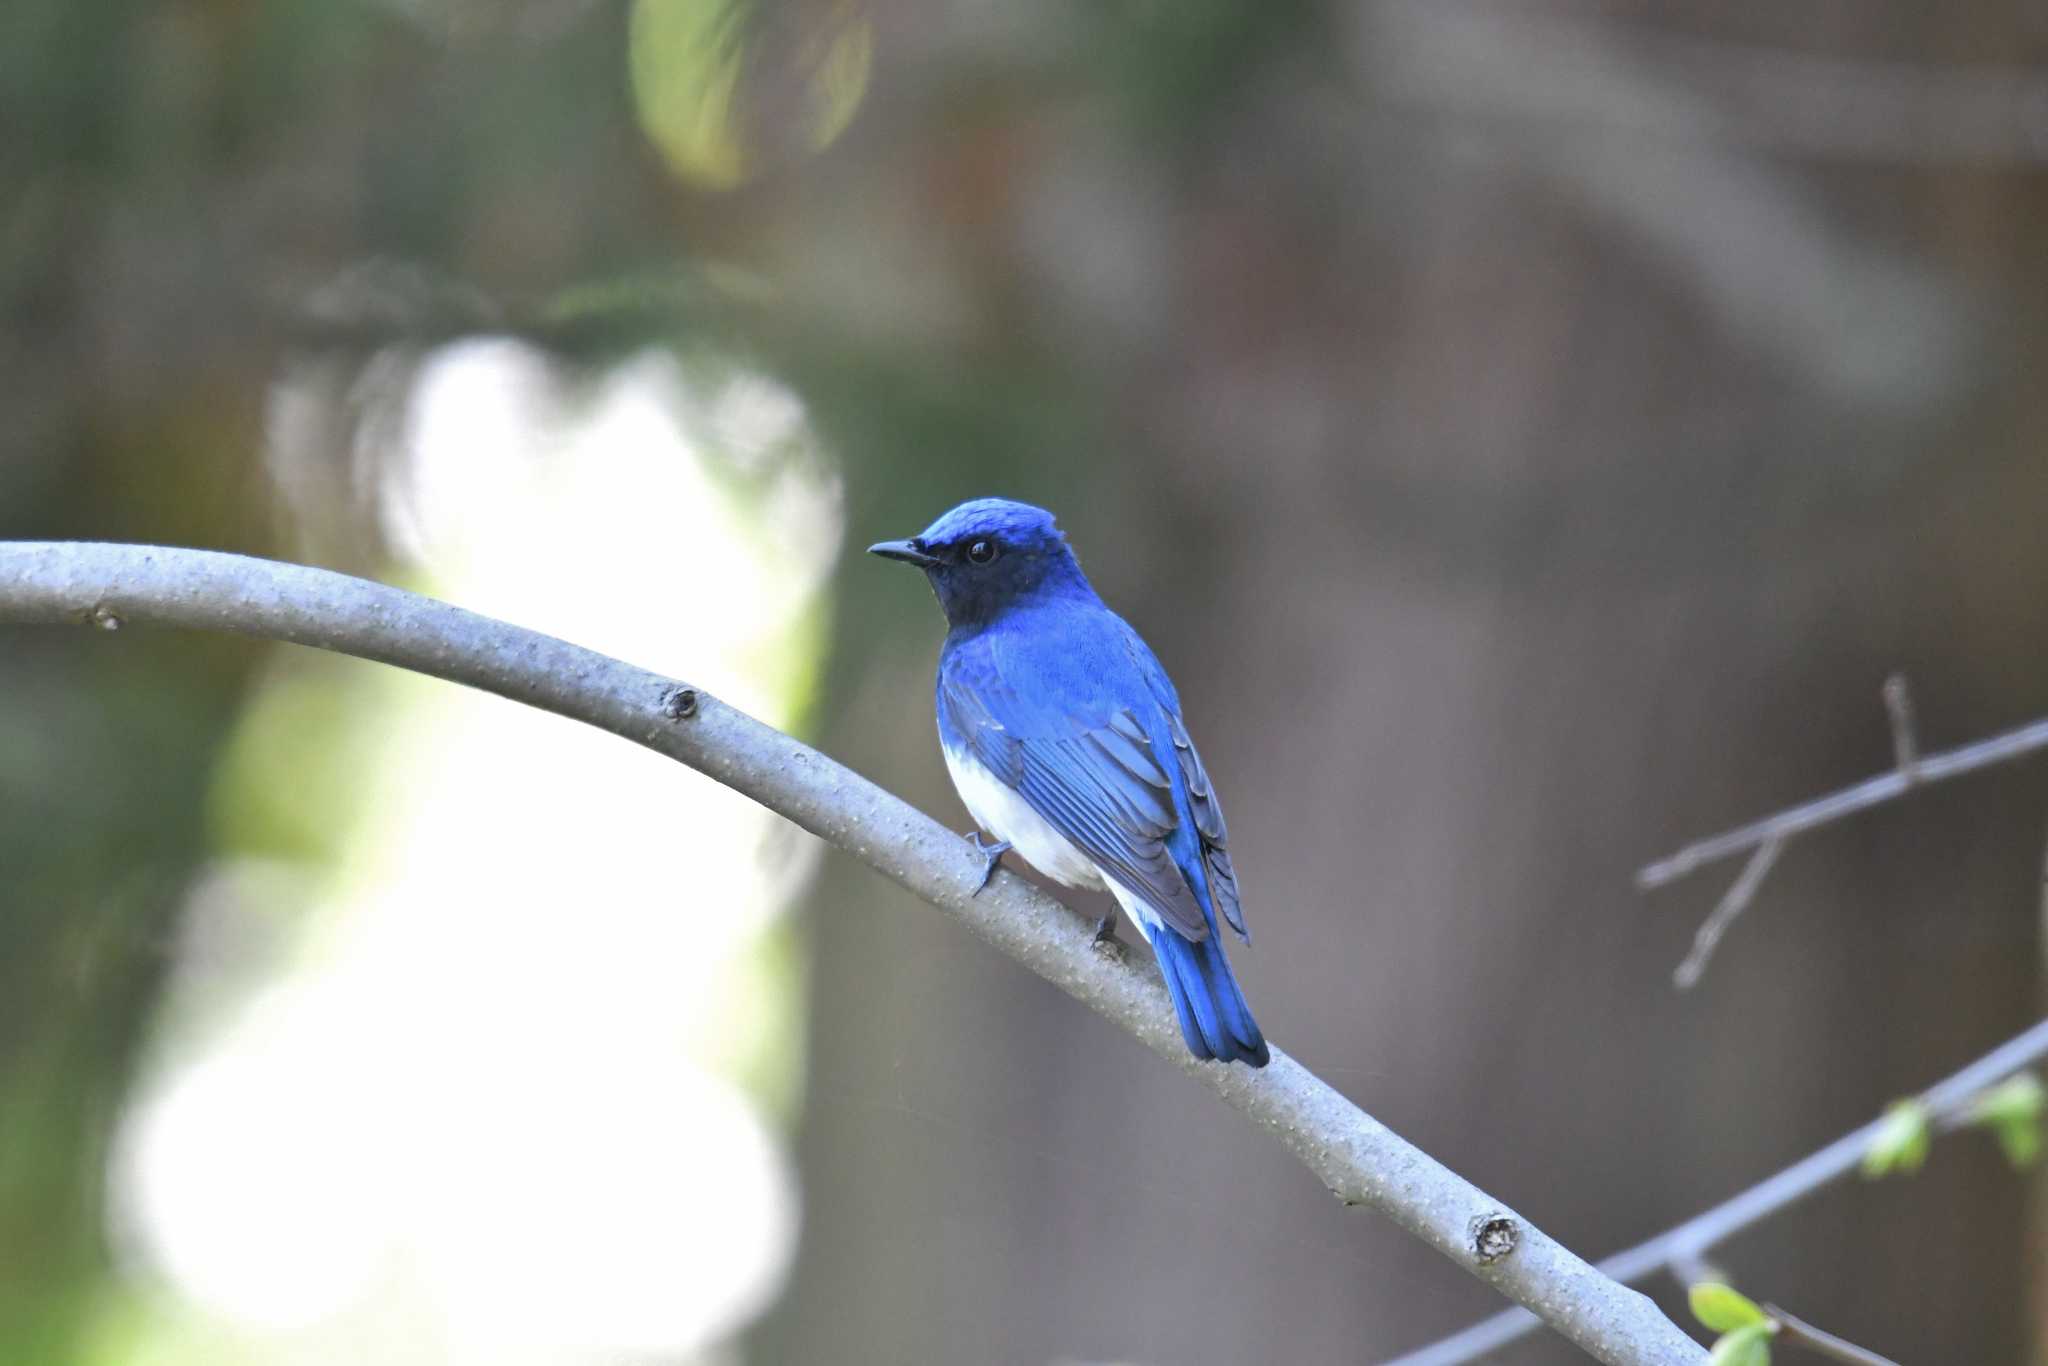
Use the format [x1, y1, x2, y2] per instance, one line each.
[1966, 1074, 2045, 1170]
[1968, 1073, 2045, 1127]
[1993, 1119, 2042, 1169]
[1709, 1321, 1774, 1366]
[1690, 1283, 1768, 1334]
[1861, 1100, 1932, 1178]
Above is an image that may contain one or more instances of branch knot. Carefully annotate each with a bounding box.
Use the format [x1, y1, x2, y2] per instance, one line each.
[1471, 1214, 1519, 1264]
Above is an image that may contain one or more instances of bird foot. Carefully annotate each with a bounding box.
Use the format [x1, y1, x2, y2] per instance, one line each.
[1090, 911, 1126, 961]
[965, 831, 1010, 895]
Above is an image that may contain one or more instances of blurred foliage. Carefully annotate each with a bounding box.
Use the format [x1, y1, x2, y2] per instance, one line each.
[0, 648, 255, 1358]
[629, 0, 872, 189]
[208, 662, 384, 869]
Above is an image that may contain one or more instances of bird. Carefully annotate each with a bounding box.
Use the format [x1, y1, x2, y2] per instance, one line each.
[870, 497, 1269, 1067]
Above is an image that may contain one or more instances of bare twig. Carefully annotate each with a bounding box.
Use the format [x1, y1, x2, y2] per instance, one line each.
[1639, 709, 2048, 891]
[1765, 1303, 1902, 1366]
[1671, 837, 1782, 989]
[0, 541, 1706, 1366]
[1665, 1246, 1721, 1289]
[1382, 1015, 2048, 1365]
[1882, 674, 1918, 781]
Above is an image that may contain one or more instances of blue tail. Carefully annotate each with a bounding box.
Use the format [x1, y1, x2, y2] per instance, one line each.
[1151, 928, 1269, 1067]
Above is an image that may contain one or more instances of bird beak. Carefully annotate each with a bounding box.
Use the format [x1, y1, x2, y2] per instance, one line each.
[868, 539, 942, 569]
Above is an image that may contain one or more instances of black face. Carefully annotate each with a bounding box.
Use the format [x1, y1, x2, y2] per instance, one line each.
[868, 501, 1086, 627]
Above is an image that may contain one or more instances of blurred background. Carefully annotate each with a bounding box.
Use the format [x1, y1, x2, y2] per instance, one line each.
[5, 2, 2048, 1362]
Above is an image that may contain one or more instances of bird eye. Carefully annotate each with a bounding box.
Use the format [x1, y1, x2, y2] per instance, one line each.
[966, 538, 999, 564]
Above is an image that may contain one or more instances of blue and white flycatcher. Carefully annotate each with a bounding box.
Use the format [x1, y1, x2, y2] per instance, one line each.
[871, 498, 1268, 1066]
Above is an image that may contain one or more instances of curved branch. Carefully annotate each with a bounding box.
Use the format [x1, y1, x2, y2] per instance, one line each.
[0, 540, 1704, 1366]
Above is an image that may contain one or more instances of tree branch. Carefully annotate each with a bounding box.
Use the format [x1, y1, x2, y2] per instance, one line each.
[1670, 836, 1781, 989]
[1638, 702, 2048, 892]
[1383, 1014, 2048, 1364]
[0, 541, 1705, 1366]
[1639, 678, 2048, 984]
[1763, 1303, 1901, 1366]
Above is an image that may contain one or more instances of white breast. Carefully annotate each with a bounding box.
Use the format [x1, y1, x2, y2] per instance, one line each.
[941, 743, 1107, 893]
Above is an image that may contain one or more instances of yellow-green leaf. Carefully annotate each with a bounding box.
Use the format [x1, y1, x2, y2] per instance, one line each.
[1967, 1074, 2045, 1168]
[1993, 1114, 2043, 1169]
[1690, 1282, 1767, 1334]
[1967, 1073, 2045, 1128]
[1861, 1100, 1932, 1179]
[1709, 1321, 1774, 1366]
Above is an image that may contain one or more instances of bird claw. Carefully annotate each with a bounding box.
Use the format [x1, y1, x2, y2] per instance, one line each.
[1090, 911, 1126, 960]
[966, 831, 1010, 895]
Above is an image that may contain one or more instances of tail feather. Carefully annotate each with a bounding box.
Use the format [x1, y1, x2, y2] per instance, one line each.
[1153, 928, 1269, 1068]
[1156, 944, 1213, 1059]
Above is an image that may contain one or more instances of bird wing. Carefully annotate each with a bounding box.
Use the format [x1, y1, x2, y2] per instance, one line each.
[939, 646, 1214, 943]
[1165, 710, 1249, 943]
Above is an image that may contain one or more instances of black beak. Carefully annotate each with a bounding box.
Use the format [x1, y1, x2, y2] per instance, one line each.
[868, 539, 942, 569]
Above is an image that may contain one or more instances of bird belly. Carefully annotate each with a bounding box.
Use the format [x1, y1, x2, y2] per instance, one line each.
[941, 744, 1107, 891]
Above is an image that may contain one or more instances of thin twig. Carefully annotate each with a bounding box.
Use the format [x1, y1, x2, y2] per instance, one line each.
[1765, 1303, 1902, 1366]
[1665, 1246, 1721, 1288]
[1381, 1014, 2048, 1365]
[1672, 837, 1783, 989]
[1881, 674, 1918, 781]
[0, 541, 1706, 1366]
[1639, 712, 2048, 890]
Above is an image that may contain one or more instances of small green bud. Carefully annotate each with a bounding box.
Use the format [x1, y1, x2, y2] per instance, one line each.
[1708, 1321, 1774, 1366]
[1690, 1282, 1768, 1334]
[1966, 1074, 2045, 1170]
[1861, 1100, 1932, 1178]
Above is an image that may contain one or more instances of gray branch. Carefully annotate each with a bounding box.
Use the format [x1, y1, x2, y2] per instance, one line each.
[1639, 704, 2048, 891]
[1763, 1304, 1902, 1366]
[1641, 678, 2048, 983]
[1670, 836, 1781, 989]
[0, 541, 1706, 1366]
[1383, 1013, 2048, 1365]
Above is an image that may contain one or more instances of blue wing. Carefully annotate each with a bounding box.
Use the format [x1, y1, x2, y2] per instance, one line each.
[1164, 707, 1249, 942]
[937, 607, 1248, 945]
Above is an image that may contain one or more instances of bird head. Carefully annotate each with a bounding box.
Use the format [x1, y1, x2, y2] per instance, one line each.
[869, 497, 1091, 626]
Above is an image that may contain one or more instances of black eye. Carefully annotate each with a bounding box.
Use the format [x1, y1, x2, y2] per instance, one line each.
[966, 538, 999, 564]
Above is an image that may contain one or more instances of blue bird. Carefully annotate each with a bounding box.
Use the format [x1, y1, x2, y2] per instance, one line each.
[870, 498, 1269, 1067]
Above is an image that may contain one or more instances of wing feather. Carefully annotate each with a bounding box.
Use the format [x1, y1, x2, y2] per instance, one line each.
[937, 617, 1251, 945]
[1168, 701, 1249, 943]
[939, 668, 1212, 942]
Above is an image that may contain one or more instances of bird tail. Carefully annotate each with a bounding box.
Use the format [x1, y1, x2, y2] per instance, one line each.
[1151, 928, 1269, 1067]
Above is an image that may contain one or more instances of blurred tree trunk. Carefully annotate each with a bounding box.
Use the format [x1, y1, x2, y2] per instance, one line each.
[756, 18, 2048, 1357]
